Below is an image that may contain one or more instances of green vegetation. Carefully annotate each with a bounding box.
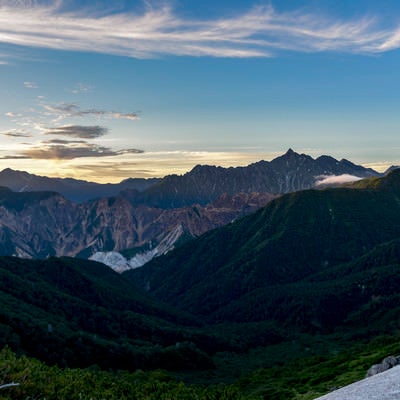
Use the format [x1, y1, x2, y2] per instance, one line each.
[128, 170, 400, 325]
[0, 256, 224, 372]
[3, 334, 400, 399]
[3, 171, 400, 398]
[236, 334, 400, 399]
[0, 347, 257, 400]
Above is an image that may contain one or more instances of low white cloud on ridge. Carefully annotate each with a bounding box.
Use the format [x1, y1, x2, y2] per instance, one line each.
[315, 174, 363, 186]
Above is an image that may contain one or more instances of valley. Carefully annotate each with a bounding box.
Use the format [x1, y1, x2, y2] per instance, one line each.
[1, 154, 400, 399]
[2, 1, 400, 397]
[0, 149, 379, 268]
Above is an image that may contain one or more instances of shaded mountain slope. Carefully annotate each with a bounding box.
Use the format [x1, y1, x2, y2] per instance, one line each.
[0, 187, 273, 260]
[0, 168, 159, 202]
[210, 238, 400, 332]
[0, 256, 224, 371]
[128, 170, 400, 327]
[133, 149, 379, 208]
[0, 149, 378, 206]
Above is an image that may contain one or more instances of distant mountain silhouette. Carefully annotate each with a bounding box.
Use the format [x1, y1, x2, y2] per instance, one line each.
[0, 149, 380, 204]
[125, 149, 380, 208]
[0, 168, 159, 202]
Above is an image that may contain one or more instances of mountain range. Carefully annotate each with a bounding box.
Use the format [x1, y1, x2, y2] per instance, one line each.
[0, 149, 381, 205]
[0, 149, 384, 267]
[135, 148, 380, 208]
[0, 168, 160, 203]
[128, 169, 400, 332]
[2, 157, 400, 398]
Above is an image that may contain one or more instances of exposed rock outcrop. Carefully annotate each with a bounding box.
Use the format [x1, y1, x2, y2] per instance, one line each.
[366, 355, 400, 377]
[0, 188, 275, 261]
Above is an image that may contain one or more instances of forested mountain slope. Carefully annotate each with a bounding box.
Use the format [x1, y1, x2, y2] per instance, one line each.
[128, 170, 400, 330]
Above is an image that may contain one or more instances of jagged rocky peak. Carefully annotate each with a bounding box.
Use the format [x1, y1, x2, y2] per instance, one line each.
[316, 154, 338, 163]
[0, 168, 30, 182]
[339, 158, 356, 166]
[1, 167, 19, 174]
[271, 148, 313, 165]
[283, 148, 308, 158]
[188, 164, 222, 176]
[385, 165, 400, 174]
[276, 148, 300, 159]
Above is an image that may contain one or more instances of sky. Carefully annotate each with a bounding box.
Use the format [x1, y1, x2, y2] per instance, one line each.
[1, 0, 400, 182]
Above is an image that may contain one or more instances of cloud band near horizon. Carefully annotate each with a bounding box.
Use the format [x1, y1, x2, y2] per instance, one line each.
[0, 1, 400, 61]
[0, 141, 144, 160]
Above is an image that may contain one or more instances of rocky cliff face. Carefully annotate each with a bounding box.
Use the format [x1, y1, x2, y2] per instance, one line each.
[0, 187, 275, 260]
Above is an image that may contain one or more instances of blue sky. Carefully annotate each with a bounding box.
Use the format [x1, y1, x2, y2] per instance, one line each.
[0, 0, 400, 182]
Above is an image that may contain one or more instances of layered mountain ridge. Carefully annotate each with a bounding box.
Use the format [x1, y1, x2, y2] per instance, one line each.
[128, 169, 400, 329]
[0, 168, 159, 203]
[0, 149, 384, 267]
[0, 149, 380, 205]
[129, 148, 380, 208]
[2, 156, 400, 398]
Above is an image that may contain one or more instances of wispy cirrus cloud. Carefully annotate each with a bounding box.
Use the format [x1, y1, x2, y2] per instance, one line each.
[0, 141, 144, 160]
[0, 1, 399, 59]
[24, 81, 38, 89]
[43, 139, 87, 144]
[44, 125, 108, 139]
[1, 129, 32, 138]
[43, 102, 139, 121]
[5, 112, 22, 118]
[70, 83, 93, 94]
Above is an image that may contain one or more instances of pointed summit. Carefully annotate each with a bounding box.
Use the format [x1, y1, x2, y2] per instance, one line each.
[285, 148, 295, 156]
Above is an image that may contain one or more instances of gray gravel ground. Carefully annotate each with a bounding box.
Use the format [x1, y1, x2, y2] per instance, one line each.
[316, 366, 400, 400]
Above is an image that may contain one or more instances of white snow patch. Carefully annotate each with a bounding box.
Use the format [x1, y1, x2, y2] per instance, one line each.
[90, 224, 185, 273]
[316, 365, 400, 400]
[315, 174, 362, 186]
[90, 251, 131, 273]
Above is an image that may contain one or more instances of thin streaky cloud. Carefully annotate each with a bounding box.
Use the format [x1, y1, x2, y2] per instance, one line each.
[43, 103, 139, 121]
[0, 129, 32, 138]
[0, 142, 144, 160]
[24, 81, 38, 89]
[5, 112, 20, 117]
[0, 155, 31, 160]
[70, 83, 93, 94]
[0, 2, 399, 59]
[43, 139, 88, 144]
[44, 125, 108, 139]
